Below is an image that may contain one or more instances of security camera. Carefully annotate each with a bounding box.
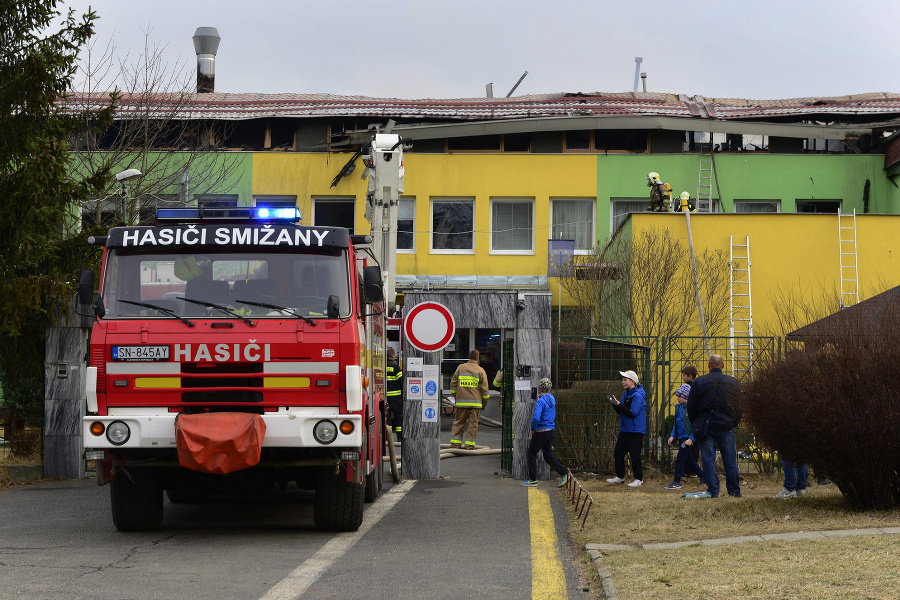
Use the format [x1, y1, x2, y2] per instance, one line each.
[116, 169, 143, 182]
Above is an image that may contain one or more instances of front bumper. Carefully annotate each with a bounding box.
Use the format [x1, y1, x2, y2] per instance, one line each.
[83, 408, 362, 449]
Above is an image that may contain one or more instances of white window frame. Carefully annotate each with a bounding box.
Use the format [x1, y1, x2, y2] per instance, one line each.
[610, 198, 647, 233]
[490, 197, 534, 255]
[734, 200, 780, 214]
[551, 198, 595, 254]
[397, 196, 415, 253]
[431, 197, 475, 254]
[253, 195, 298, 207]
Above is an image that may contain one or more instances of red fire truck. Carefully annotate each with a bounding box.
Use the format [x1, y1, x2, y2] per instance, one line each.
[78, 206, 388, 531]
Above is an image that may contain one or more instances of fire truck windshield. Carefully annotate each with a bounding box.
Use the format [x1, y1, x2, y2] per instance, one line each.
[101, 248, 351, 320]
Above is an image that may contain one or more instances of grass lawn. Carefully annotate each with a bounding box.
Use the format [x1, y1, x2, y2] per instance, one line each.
[564, 471, 900, 600]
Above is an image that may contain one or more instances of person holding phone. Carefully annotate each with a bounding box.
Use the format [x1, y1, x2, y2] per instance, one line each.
[606, 370, 647, 487]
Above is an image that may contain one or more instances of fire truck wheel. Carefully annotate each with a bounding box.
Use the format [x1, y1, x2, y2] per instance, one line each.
[110, 469, 163, 531]
[314, 466, 364, 532]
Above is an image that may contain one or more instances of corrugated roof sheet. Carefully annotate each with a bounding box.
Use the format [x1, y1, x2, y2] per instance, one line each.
[62, 91, 900, 123]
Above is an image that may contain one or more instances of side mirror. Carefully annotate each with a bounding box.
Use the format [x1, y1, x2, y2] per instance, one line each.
[363, 266, 383, 304]
[77, 269, 95, 305]
[327, 295, 340, 318]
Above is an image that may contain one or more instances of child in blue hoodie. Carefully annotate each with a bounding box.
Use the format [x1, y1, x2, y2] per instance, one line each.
[664, 378, 703, 489]
[522, 378, 569, 487]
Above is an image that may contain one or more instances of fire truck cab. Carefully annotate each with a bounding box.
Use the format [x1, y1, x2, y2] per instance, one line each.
[78, 206, 386, 532]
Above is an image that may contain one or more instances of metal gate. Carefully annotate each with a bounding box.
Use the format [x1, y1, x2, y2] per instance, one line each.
[553, 335, 782, 476]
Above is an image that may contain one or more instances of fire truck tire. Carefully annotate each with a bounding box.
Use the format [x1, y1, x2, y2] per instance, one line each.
[314, 467, 364, 532]
[110, 469, 163, 531]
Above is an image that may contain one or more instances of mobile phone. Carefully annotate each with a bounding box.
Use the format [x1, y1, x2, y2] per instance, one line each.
[607, 394, 616, 403]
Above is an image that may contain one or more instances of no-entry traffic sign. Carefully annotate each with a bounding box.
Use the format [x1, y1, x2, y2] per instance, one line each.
[403, 301, 455, 352]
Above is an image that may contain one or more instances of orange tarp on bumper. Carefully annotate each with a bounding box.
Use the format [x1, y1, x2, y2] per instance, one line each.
[175, 413, 266, 475]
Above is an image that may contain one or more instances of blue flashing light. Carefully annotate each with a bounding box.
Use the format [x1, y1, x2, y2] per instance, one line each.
[254, 207, 301, 221]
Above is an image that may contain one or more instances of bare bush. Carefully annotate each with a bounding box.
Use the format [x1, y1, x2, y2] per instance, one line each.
[744, 311, 900, 509]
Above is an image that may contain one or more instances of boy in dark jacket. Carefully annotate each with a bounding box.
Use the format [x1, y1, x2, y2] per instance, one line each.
[664, 381, 703, 489]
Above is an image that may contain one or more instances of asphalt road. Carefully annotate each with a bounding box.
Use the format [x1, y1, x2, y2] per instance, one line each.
[0, 418, 589, 600]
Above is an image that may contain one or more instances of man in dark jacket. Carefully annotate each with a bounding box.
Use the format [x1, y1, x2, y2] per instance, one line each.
[385, 348, 404, 442]
[686, 354, 743, 498]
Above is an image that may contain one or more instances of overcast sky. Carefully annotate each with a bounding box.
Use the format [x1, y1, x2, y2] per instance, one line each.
[60, 0, 898, 100]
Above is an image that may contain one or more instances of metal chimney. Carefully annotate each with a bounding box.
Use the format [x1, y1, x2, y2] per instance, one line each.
[633, 57, 643, 92]
[192, 27, 220, 93]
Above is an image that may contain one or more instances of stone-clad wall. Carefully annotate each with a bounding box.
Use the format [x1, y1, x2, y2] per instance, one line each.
[44, 326, 89, 479]
[402, 290, 551, 480]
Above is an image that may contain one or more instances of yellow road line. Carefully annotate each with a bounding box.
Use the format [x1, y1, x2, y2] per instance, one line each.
[528, 487, 568, 599]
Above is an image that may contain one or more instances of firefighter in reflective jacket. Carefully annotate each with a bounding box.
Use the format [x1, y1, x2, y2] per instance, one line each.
[385, 347, 404, 442]
[449, 349, 490, 449]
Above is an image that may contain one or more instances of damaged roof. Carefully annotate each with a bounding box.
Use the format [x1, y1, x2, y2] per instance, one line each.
[65, 91, 900, 123]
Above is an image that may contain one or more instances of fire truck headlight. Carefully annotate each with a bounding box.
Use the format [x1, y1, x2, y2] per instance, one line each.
[106, 421, 131, 446]
[313, 420, 337, 445]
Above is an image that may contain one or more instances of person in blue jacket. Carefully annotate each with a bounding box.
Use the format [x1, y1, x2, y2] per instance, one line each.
[664, 381, 703, 489]
[606, 370, 647, 487]
[521, 378, 569, 487]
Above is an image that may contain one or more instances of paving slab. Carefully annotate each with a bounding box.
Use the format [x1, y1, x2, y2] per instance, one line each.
[585, 543, 636, 552]
[642, 540, 701, 550]
[760, 531, 825, 541]
[701, 535, 765, 546]
[821, 528, 884, 538]
[880, 527, 900, 534]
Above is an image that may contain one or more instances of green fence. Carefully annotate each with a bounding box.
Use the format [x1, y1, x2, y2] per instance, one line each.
[552, 335, 783, 477]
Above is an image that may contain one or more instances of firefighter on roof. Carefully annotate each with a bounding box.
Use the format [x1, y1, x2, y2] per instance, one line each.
[449, 349, 490, 450]
[675, 191, 697, 212]
[385, 347, 404, 442]
[646, 172, 672, 212]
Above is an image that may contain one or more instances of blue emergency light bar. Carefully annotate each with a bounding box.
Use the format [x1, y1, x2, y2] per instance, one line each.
[156, 206, 302, 223]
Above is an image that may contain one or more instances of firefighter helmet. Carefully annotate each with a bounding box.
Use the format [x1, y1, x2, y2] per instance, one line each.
[646, 172, 661, 186]
[680, 192, 690, 201]
[174, 255, 209, 281]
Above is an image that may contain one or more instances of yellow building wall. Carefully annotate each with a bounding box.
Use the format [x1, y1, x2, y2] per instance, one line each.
[253, 153, 597, 299]
[630, 212, 900, 334]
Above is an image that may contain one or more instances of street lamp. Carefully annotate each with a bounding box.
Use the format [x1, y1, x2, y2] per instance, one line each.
[116, 168, 142, 225]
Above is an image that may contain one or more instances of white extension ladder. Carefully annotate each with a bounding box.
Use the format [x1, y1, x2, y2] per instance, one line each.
[838, 210, 859, 308]
[729, 235, 754, 380]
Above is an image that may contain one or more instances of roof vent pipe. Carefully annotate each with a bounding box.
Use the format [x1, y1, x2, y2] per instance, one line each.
[192, 27, 220, 93]
[641, 72, 647, 93]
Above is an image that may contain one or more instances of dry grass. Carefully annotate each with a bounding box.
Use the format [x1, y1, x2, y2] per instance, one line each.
[606, 536, 900, 600]
[564, 471, 900, 600]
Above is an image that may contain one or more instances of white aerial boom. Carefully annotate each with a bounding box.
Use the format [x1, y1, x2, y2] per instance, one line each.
[364, 133, 406, 313]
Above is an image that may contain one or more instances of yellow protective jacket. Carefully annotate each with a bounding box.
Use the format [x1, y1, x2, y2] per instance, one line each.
[451, 360, 490, 408]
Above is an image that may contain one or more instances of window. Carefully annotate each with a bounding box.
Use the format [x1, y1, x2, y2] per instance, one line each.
[610, 199, 647, 232]
[253, 195, 297, 208]
[194, 195, 239, 208]
[447, 135, 501, 151]
[594, 129, 647, 153]
[796, 200, 841, 213]
[81, 196, 119, 230]
[565, 130, 590, 151]
[684, 132, 767, 152]
[491, 198, 534, 253]
[138, 194, 180, 225]
[397, 197, 415, 252]
[551, 199, 595, 252]
[314, 197, 355, 234]
[734, 200, 779, 213]
[432, 198, 474, 252]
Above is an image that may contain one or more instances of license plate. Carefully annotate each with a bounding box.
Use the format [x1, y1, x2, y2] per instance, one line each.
[112, 345, 170, 361]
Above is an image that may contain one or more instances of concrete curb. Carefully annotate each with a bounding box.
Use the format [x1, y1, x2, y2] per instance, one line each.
[586, 528, 900, 598]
